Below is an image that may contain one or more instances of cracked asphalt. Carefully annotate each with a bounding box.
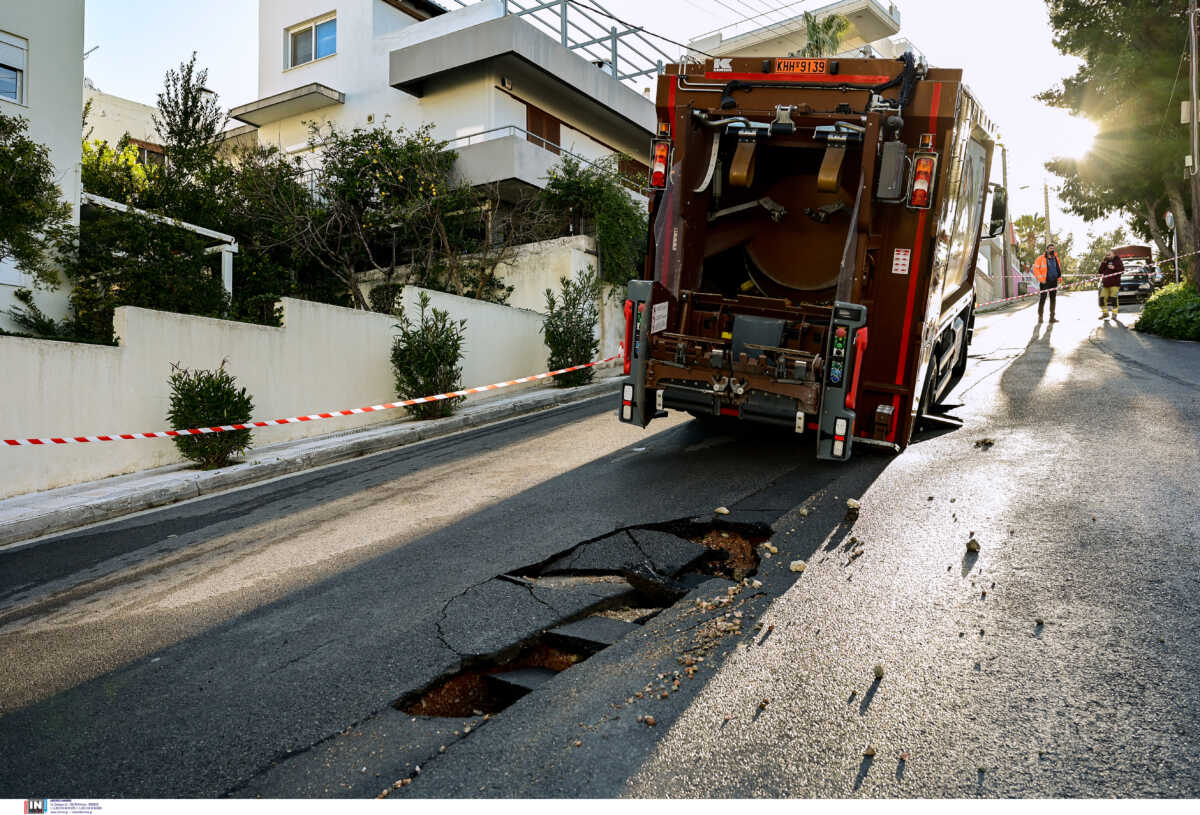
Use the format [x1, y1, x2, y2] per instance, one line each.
[1, 293, 1197, 798]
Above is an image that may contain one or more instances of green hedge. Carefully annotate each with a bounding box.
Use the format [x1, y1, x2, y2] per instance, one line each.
[1134, 282, 1200, 341]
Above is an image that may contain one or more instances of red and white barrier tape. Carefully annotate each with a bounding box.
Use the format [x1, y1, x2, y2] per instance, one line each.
[3, 353, 622, 447]
[976, 275, 1104, 309]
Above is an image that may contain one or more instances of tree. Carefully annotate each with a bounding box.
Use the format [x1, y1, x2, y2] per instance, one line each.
[246, 122, 544, 308]
[796, 12, 849, 58]
[0, 112, 73, 287]
[539, 154, 647, 288]
[1039, 0, 1196, 288]
[1076, 225, 1130, 278]
[153, 52, 226, 184]
[1012, 212, 1077, 279]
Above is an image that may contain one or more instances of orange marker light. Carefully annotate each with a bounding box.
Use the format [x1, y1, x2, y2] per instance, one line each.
[910, 155, 936, 209]
[650, 140, 670, 188]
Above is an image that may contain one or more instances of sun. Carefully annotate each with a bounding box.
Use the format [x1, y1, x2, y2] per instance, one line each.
[1050, 115, 1099, 159]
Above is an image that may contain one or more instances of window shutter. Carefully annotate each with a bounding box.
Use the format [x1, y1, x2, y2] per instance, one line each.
[0, 41, 25, 71]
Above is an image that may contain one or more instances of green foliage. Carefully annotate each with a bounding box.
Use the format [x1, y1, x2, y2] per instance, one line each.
[1134, 282, 1200, 340]
[369, 282, 404, 315]
[153, 53, 227, 183]
[68, 206, 228, 345]
[166, 361, 255, 468]
[0, 288, 106, 344]
[391, 291, 467, 419]
[1076, 226, 1130, 277]
[542, 269, 600, 388]
[82, 137, 153, 202]
[797, 11, 849, 58]
[540, 154, 647, 288]
[248, 122, 521, 307]
[0, 112, 74, 286]
[1040, 0, 1194, 284]
[1012, 213, 1076, 274]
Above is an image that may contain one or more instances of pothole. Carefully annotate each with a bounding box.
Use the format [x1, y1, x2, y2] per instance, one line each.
[396, 639, 589, 718]
[642, 519, 771, 581]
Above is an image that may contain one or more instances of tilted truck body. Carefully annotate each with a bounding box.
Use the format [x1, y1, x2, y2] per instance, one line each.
[618, 54, 1003, 460]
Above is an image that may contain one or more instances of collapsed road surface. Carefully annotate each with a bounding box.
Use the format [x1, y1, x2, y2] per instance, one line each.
[1, 294, 1198, 798]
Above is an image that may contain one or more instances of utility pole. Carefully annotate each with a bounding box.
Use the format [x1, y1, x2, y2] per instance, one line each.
[1043, 182, 1052, 244]
[1190, 0, 1199, 282]
[1000, 143, 1012, 298]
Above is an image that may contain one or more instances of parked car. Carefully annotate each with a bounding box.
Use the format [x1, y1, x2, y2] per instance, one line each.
[1099, 268, 1154, 307]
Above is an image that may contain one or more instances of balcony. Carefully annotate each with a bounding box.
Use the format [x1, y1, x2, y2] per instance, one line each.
[229, 82, 345, 128]
[388, 7, 656, 146]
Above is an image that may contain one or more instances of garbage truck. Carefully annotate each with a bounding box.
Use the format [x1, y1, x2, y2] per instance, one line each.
[618, 53, 1006, 460]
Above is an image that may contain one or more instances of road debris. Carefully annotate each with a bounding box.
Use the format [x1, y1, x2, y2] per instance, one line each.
[789, 560, 807, 573]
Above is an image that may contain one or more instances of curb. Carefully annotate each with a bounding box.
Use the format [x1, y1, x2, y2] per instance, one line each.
[0, 377, 622, 549]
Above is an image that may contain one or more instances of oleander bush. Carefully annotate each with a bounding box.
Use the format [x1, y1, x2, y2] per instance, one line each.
[391, 291, 466, 419]
[542, 269, 600, 388]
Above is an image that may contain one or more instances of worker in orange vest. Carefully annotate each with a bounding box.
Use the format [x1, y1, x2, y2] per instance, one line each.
[1032, 244, 1063, 323]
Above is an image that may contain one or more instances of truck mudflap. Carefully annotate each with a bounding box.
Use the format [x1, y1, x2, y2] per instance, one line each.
[618, 279, 664, 428]
[816, 302, 868, 461]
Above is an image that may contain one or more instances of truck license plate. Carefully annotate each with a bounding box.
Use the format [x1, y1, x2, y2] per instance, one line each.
[774, 58, 828, 74]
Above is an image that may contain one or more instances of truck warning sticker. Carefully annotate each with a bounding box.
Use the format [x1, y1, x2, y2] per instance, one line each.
[650, 301, 668, 334]
[892, 248, 912, 275]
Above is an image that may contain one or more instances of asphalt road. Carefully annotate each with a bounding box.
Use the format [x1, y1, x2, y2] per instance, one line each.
[1, 293, 1197, 798]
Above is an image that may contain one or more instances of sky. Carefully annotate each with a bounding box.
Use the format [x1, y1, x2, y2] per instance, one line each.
[81, 0, 1133, 252]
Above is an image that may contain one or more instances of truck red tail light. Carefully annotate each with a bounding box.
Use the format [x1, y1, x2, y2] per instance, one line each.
[650, 140, 670, 188]
[623, 299, 634, 375]
[908, 154, 937, 209]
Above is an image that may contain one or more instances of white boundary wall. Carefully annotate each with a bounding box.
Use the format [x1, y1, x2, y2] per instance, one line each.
[0, 290, 548, 499]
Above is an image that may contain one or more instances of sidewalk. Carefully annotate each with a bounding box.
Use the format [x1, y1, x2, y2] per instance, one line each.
[0, 377, 622, 549]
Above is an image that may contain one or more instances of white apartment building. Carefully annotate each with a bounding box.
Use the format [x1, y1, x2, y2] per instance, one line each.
[0, 1, 84, 333]
[230, 0, 659, 199]
[84, 78, 163, 163]
[689, 0, 908, 62]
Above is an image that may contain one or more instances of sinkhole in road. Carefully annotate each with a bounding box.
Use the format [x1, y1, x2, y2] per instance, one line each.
[394, 518, 772, 719]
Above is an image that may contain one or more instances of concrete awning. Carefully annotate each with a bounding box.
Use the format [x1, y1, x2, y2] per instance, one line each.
[229, 83, 345, 127]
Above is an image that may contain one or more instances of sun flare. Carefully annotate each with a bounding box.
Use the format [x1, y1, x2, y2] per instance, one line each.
[1050, 116, 1099, 159]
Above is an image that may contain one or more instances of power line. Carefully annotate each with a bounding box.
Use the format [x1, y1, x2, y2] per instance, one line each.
[565, 0, 717, 57]
[689, 0, 812, 41]
[1158, 31, 1190, 138]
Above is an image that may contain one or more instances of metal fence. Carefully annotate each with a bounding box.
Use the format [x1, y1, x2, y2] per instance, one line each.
[446, 0, 675, 88]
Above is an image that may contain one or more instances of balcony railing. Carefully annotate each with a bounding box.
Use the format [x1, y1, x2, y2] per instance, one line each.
[446, 0, 675, 87]
[442, 125, 649, 194]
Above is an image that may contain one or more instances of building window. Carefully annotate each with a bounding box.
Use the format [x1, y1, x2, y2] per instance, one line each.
[288, 16, 336, 69]
[0, 31, 27, 105]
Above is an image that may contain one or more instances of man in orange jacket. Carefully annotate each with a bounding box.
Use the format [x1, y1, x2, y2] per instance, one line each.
[1032, 244, 1063, 323]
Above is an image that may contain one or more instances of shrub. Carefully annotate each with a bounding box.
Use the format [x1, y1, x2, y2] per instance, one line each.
[1134, 282, 1200, 341]
[542, 270, 600, 388]
[166, 361, 255, 468]
[369, 282, 404, 315]
[391, 291, 466, 419]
